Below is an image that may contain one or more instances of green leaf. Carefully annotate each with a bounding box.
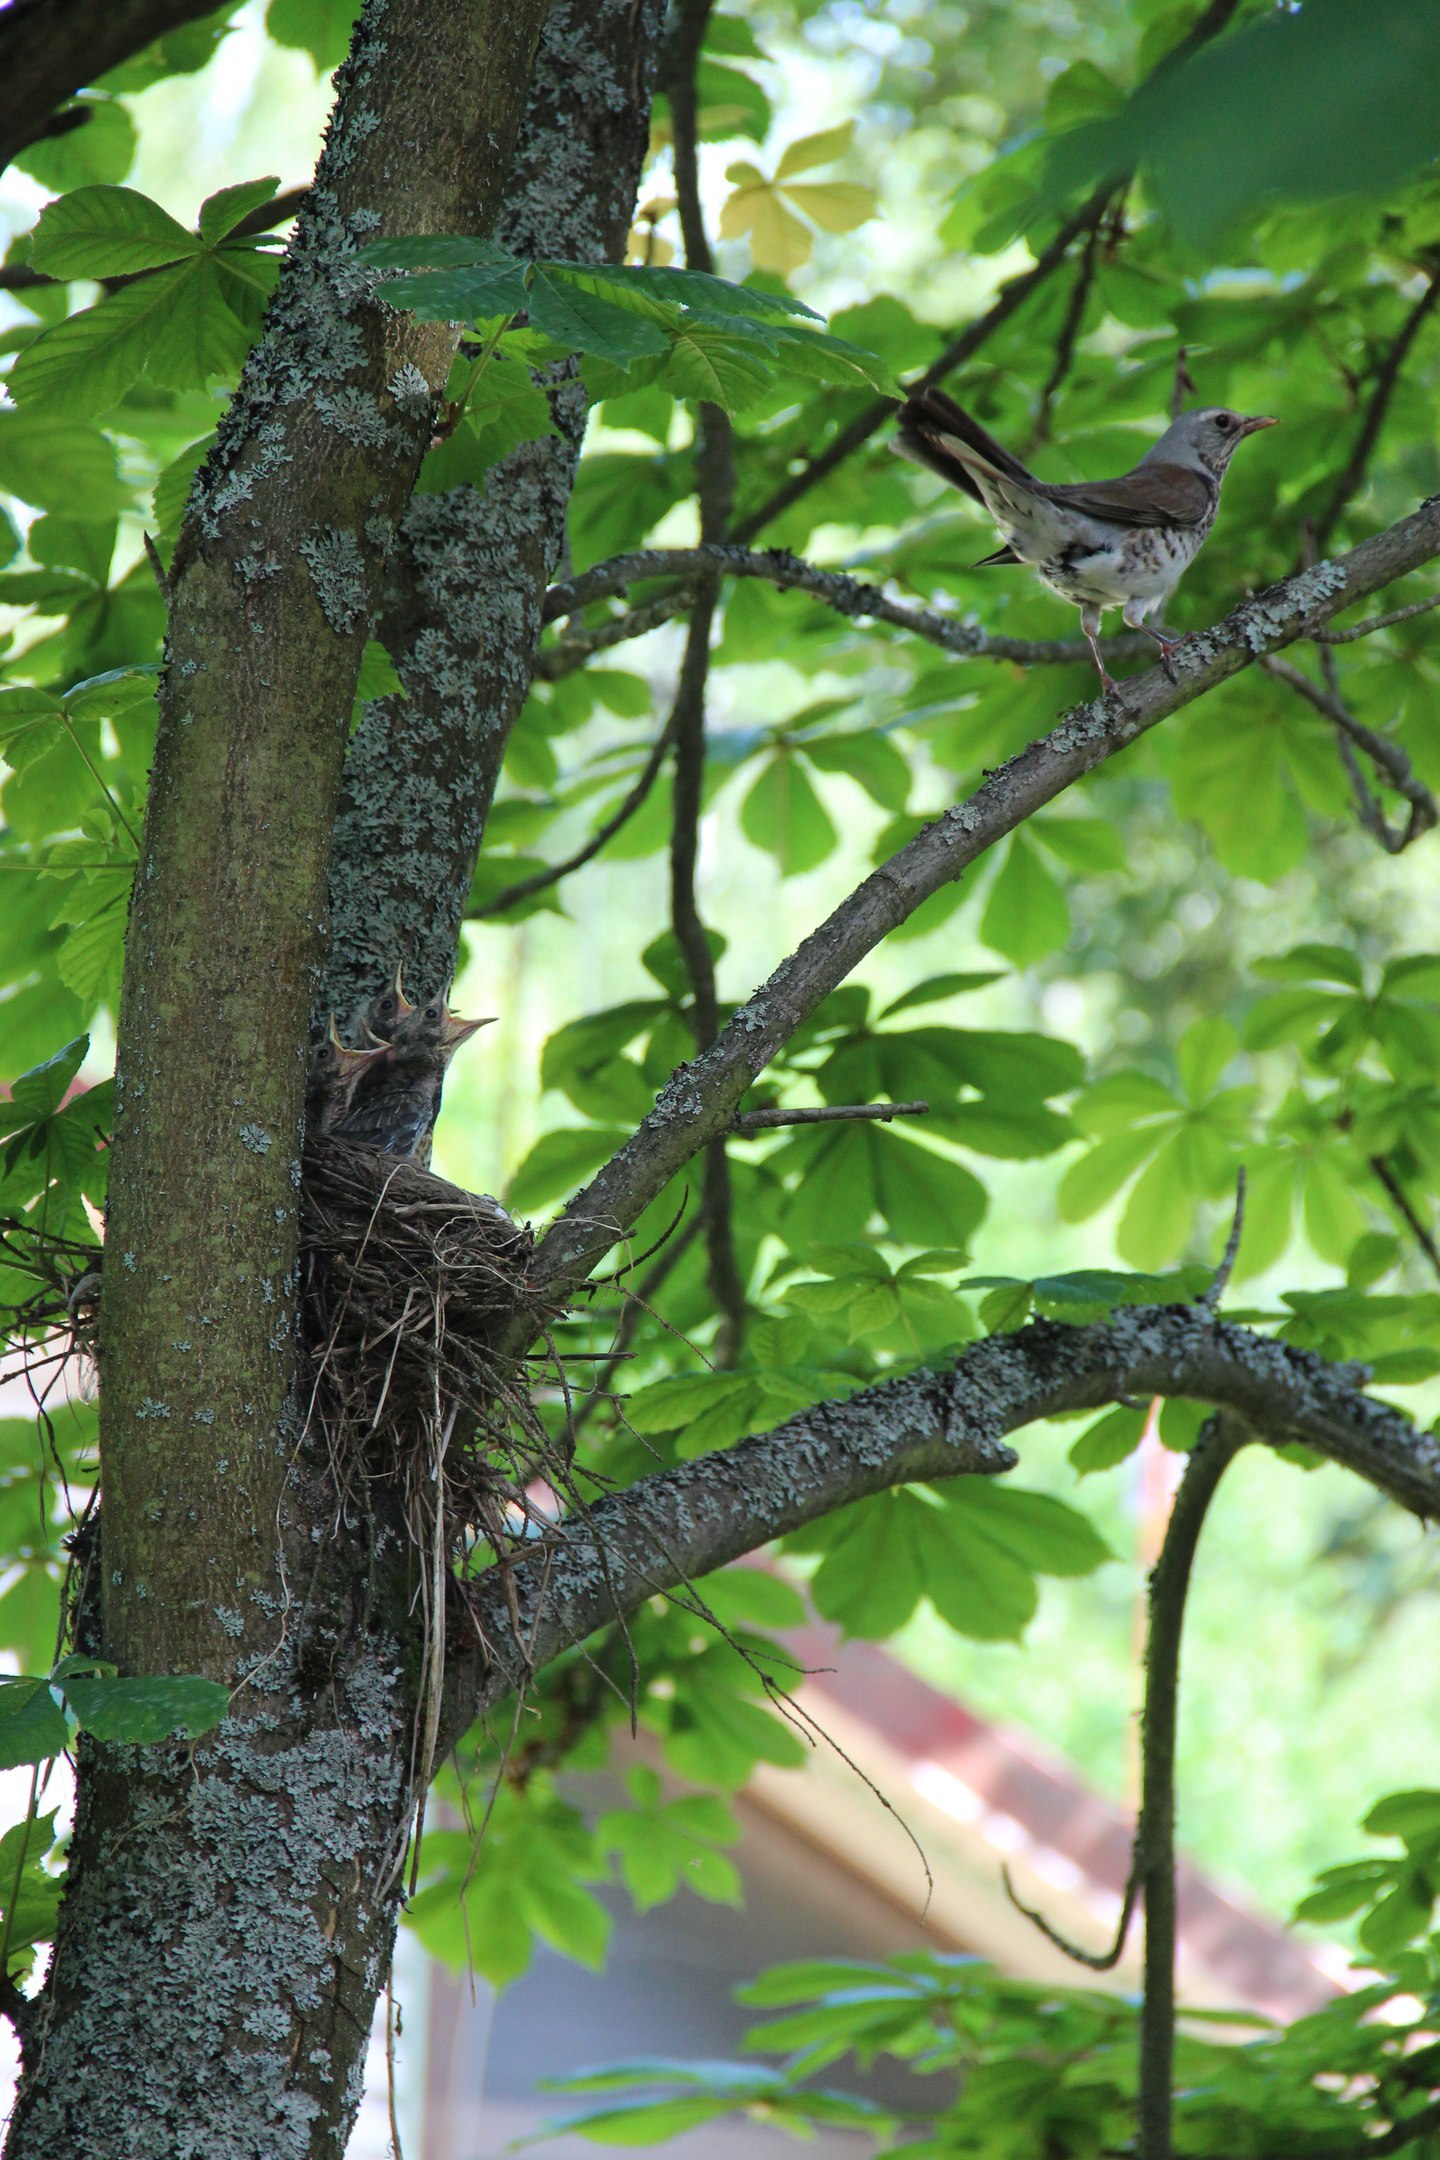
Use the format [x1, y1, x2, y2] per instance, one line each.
[4, 1039, 89, 1128]
[981, 833, 1069, 967]
[0, 1680, 68, 1769]
[28, 186, 199, 279]
[198, 177, 282, 246]
[505, 1126, 630, 1214]
[528, 268, 672, 366]
[16, 99, 137, 191]
[373, 261, 530, 320]
[61, 1674, 229, 1745]
[8, 260, 250, 417]
[0, 412, 130, 513]
[1363, 1791, 1440, 1840]
[1070, 1404, 1147, 1475]
[740, 754, 838, 876]
[266, 0, 359, 72]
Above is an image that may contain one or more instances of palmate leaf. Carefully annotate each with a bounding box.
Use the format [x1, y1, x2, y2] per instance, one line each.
[28, 185, 199, 279]
[359, 239, 895, 407]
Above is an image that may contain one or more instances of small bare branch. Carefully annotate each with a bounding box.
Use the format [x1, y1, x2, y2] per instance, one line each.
[729, 1099, 928, 1134]
[1170, 344, 1197, 423]
[1260, 652, 1438, 853]
[467, 723, 673, 918]
[1001, 1853, 1142, 1971]
[1139, 1413, 1251, 2160]
[1199, 1167, 1245, 1313]
[1314, 269, 1440, 550]
[1369, 1154, 1440, 1288]
[1313, 591, 1440, 644]
[542, 542, 1148, 669]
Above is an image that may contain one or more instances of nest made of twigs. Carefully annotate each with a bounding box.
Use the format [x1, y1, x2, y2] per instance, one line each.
[299, 1135, 543, 1493]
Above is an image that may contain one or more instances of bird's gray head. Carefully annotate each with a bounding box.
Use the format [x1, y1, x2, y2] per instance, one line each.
[1148, 405, 1277, 478]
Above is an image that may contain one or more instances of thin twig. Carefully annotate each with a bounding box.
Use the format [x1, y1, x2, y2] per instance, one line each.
[1314, 270, 1440, 549]
[1260, 653, 1437, 853]
[1031, 220, 1102, 447]
[1001, 1852, 1142, 1971]
[1313, 592, 1440, 644]
[570, 1216, 705, 1444]
[542, 542, 1148, 668]
[535, 592, 690, 678]
[1369, 1155, 1440, 1287]
[141, 531, 170, 601]
[659, 0, 747, 1368]
[1170, 345, 1196, 423]
[466, 722, 674, 917]
[1138, 1413, 1250, 2160]
[385, 1973, 405, 2160]
[1199, 1167, 1245, 1313]
[729, 1099, 928, 1133]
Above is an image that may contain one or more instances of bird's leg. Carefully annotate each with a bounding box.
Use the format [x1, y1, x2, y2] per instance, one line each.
[1080, 605, 1118, 695]
[1124, 600, 1183, 684]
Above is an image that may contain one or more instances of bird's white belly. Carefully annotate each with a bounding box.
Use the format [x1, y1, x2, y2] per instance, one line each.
[993, 498, 1208, 609]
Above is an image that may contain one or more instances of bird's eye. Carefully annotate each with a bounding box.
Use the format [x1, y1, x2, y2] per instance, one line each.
[424, 1004, 441, 1022]
[1215, 413, 1235, 432]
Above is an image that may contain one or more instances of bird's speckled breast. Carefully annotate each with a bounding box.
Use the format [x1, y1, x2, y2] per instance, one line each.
[1039, 513, 1213, 610]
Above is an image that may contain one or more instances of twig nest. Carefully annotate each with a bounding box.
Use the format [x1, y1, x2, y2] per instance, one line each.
[299, 1136, 535, 1451]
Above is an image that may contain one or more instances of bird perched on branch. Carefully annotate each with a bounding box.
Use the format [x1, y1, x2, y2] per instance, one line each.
[894, 388, 1276, 693]
[305, 1019, 390, 1136]
[331, 990, 493, 1160]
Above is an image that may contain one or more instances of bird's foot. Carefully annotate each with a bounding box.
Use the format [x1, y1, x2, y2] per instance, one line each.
[1098, 670, 1120, 696]
[1152, 631, 1185, 685]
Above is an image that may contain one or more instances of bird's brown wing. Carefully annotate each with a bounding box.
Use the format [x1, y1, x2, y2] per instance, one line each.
[894, 389, 1036, 504]
[1042, 460, 1214, 530]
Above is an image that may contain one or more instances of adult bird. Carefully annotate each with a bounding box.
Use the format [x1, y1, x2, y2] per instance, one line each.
[331, 995, 493, 1160]
[894, 388, 1276, 692]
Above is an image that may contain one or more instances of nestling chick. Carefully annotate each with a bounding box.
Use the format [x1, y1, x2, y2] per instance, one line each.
[305, 1017, 391, 1136]
[331, 993, 493, 1159]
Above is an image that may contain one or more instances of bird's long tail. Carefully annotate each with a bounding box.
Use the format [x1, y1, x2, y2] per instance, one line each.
[893, 386, 1036, 500]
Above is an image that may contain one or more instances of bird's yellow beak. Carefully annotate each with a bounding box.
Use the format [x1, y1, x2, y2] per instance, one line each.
[441, 1013, 496, 1050]
[1239, 415, 1278, 436]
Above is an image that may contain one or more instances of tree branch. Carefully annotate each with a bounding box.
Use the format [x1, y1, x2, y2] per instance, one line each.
[1138, 1415, 1250, 2160]
[535, 593, 691, 678]
[1369, 1154, 1440, 1287]
[541, 543, 1150, 668]
[102, 0, 554, 1679]
[450, 1303, 1440, 1732]
[518, 497, 1440, 1315]
[663, 0, 746, 1366]
[1260, 653, 1437, 853]
[730, 1100, 928, 1133]
[1313, 269, 1440, 550]
[1031, 217, 1103, 448]
[1313, 592, 1440, 644]
[0, 0, 224, 176]
[468, 723, 674, 918]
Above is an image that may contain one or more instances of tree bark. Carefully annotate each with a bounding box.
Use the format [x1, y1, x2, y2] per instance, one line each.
[321, 0, 667, 1022]
[8, 2, 552, 2152]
